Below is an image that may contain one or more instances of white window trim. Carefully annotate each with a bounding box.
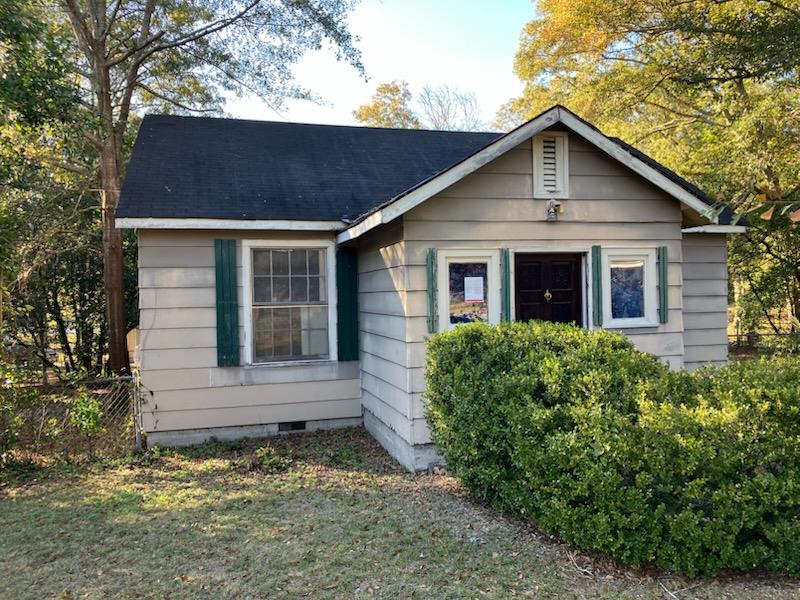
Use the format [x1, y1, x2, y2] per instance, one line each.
[241, 238, 338, 366]
[533, 131, 569, 199]
[437, 249, 501, 332]
[601, 247, 658, 329]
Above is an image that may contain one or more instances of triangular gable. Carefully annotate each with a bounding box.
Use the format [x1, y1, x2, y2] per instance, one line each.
[337, 106, 720, 243]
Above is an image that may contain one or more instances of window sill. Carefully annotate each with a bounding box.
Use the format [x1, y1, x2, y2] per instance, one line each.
[244, 358, 337, 369]
[603, 320, 659, 330]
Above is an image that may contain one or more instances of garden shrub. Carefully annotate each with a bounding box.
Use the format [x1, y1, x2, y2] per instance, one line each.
[425, 321, 800, 576]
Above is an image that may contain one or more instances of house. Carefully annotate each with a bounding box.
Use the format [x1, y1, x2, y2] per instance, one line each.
[116, 105, 744, 471]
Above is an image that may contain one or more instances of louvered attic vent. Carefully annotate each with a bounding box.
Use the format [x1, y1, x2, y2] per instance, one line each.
[533, 132, 569, 199]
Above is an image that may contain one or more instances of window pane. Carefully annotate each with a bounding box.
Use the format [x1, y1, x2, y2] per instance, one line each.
[290, 250, 308, 275]
[307, 329, 328, 356]
[272, 250, 289, 275]
[253, 250, 271, 276]
[448, 262, 488, 325]
[272, 277, 290, 302]
[249, 248, 329, 362]
[302, 305, 328, 330]
[610, 259, 645, 319]
[308, 250, 321, 275]
[273, 328, 292, 357]
[308, 276, 320, 301]
[291, 277, 308, 302]
[253, 308, 273, 361]
[253, 277, 271, 304]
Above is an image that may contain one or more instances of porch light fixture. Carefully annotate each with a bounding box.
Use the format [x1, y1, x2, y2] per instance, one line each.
[545, 199, 562, 222]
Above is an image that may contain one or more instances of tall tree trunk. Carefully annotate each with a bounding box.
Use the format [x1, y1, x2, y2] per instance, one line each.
[99, 140, 130, 374]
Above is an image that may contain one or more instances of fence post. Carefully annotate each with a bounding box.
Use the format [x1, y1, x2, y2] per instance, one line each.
[132, 372, 144, 452]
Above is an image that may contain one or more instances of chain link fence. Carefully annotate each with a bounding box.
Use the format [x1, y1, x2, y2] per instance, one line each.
[2, 375, 139, 462]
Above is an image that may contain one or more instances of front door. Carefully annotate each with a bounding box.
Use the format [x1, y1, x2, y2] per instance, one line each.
[514, 253, 583, 324]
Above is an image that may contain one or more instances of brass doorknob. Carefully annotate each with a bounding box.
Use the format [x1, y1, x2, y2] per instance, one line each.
[544, 289, 553, 302]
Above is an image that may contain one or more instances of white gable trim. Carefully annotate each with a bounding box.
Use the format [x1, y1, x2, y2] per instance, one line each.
[337, 107, 562, 243]
[116, 217, 346, 231]
[557, 112, 717, 222]
[682, 225, 746, 234]
[337, 106, 719, 243]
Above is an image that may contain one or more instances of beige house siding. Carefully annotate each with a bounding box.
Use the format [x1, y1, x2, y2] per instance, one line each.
[682, 233, 729, 370]
[398, 134, 686, 447]
[136, 229, 361, 437]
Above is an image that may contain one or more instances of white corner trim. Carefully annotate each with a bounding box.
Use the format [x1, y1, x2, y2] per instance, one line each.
[336, 106, 720, 244]
[116, 217, 346, 231]
[682, 225, 747, 234]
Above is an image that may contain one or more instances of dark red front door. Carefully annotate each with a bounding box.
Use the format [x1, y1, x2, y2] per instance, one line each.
[514, 253, 582, 324]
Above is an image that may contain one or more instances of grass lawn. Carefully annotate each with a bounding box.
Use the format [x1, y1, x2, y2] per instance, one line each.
[1, 427, 798, 599]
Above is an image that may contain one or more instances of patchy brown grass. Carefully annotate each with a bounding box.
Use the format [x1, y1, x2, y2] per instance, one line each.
[1, 427, 798, 599]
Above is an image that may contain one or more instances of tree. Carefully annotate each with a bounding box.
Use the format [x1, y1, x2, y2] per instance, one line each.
[503, 0, 800, 331]
[2, 0, 363, 374]
[353, 80, 420, 128]
[418, 84, 483, 131]
[354, 81, 486, 131]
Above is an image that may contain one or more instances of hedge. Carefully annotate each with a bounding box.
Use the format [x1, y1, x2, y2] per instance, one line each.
[424, 321, 800, 576]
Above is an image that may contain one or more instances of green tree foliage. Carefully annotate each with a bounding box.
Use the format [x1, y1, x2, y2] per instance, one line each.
[355, 81, 486, 130]
[1, 0, 362, 374]
[503, 0, 800, 331]
[425, 321, 800, 576]
[354, 80, 421, 128]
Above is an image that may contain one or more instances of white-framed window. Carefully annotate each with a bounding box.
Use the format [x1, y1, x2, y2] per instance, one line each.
[437, 249, 501, 331]
[533, 131, 569, 199]
[241, 239, 337, 365]
[601, 248, 658, 328]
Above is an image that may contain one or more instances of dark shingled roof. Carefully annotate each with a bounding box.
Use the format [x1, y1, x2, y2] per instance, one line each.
[118, 110, 734, 226]
[117, 115, 500, 222]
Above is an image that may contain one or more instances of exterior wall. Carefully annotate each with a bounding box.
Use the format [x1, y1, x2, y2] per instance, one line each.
[355, 222, 437, 470]
[136, 229, 361, 437]
[681, 233, 729, 370]
[360, 131, 689, 461]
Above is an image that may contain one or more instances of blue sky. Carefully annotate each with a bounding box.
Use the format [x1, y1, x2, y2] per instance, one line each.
[228, 0, 535, 126]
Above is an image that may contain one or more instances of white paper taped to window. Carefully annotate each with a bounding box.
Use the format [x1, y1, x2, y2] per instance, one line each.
[464, 276, 484, 303]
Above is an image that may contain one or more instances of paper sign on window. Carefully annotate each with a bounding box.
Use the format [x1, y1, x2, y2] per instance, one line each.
[464, 277, 484, 303]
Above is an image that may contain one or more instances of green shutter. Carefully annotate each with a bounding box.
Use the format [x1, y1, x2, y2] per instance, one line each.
[336, 247, 359, 361]
[426, 248, 438, 333]
[214, 239, 240, 366]
[657, 245, 669, 324]
[591, 245, 603, 327]
[500, 248, 512, 322]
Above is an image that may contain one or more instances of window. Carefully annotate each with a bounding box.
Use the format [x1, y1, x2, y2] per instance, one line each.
[243, 241, 336, 364]
[437, 250, 501, 331]
[601, 248, 658, 328]
[533, 132, 569, 199]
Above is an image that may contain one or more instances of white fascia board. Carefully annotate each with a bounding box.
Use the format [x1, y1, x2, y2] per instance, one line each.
[115, 217, 346, 231]
[558, 112, 718, 223]
[682, 225, 747, 234]
[336, 107, 562, 244]
[336, 211, 382, 243]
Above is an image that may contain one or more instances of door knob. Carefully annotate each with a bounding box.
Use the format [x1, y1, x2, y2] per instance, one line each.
[544, 289, 553, 302]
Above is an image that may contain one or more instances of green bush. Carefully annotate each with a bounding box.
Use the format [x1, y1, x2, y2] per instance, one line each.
[425, 321, 800, 576]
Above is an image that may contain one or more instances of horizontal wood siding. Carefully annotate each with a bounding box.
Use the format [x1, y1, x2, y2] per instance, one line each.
[137, 229, 360, 433]
[682, 233, 729, 370]
[356, 222, 416, 445]
[401, 130, 687, 432]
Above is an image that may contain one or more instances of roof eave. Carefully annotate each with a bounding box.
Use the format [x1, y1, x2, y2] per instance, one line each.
[115, 217, 347, 231]
[337, 106, 721, 244]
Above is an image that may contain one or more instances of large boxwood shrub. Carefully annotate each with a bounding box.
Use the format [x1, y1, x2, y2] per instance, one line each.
[425, 321, 800, 576]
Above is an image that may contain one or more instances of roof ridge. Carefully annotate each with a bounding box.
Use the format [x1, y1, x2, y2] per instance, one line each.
[143, 113, 501, 136]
